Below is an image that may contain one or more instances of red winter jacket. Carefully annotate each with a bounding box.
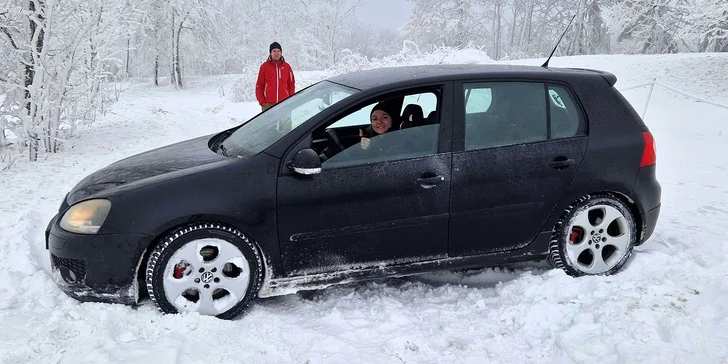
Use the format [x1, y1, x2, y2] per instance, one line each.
[255, 56, 295, 106]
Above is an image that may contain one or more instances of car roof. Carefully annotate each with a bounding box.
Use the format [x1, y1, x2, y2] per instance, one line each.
[327, 64, 613, 90]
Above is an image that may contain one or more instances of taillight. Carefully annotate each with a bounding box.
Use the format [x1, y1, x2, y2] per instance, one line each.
[640, 131, 656, 167]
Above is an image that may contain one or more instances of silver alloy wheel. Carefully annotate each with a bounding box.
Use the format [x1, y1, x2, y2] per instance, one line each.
[565, 204, 632, 274]
[163, 238, 251, 315]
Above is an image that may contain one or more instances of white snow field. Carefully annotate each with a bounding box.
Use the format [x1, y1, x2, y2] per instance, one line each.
[1, 53, 727, 363]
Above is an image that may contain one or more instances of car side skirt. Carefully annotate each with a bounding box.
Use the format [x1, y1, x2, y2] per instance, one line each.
[258, 231, 553, 298]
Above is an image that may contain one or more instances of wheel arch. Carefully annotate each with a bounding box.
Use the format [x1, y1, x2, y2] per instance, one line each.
[549, 190, 643, 243]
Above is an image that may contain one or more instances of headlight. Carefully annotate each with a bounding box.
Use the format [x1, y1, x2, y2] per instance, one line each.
[59, 199, 111, 234]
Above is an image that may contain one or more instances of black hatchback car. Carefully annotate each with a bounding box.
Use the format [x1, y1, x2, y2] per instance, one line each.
[46, 64, 661, 319]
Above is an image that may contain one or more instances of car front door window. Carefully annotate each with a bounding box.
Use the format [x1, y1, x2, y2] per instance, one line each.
[319, 91, 441, 169]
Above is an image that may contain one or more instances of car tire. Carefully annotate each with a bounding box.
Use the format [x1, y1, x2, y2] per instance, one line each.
[549, 194, 637, 277]
[145, 222, 262, 320]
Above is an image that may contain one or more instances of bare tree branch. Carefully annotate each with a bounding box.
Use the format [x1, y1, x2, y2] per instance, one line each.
[0, 26, 19, 50]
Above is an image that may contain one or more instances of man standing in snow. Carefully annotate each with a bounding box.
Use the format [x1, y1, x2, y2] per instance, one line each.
[256, 42, 296, 112]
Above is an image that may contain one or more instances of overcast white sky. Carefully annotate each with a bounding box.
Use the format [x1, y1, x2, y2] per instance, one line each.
[352, 0, 413, 31]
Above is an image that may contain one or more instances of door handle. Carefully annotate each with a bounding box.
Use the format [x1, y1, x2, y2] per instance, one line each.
[417, 175, 445, 187]
[549, 157, 576, 169]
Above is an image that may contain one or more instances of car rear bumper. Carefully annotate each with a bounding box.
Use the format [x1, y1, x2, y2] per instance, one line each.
[639, 203, 660, 244]
[631, 165, 661, 245]
[46, 214, 152, 305]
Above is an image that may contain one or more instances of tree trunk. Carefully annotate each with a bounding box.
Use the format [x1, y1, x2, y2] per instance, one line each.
[126, 38, 131, 77]
[153, 24, 159, 86]
[457, 0, 465, 48]
[568, 0, 587, 56]
[510, 3, 518, 49]
[154, 52, 159, 86]
[493, 0, 501, 60]
[28, 132, 38, 161]
[25, 0, 44, 115]
[0, 122, 6, 148]
[46, 110, 52, 153]
[526, 4, 533, 45]
[170, 11, 176, 86]
[175, 22, 183, 88]
[27, 0, 45, 161]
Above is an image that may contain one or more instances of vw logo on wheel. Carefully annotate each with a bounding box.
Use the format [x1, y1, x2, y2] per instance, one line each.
[200, 271, 214, 283]
[591, 233, 602, 245]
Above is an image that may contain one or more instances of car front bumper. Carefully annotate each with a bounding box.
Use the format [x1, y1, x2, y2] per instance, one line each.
[46, 214, 153, 305]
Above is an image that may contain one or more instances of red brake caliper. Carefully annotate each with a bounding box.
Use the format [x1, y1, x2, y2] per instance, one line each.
[173, 262, 189, 279]
[570, 227, 584, 244]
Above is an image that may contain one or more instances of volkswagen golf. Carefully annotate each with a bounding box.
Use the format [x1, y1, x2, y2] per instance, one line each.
[46, 64, 661, 320]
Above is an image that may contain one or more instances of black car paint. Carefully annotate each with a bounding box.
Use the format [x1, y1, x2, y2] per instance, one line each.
[48, 224, 149, 304]
[278, 153, 453, 276]
[66, 135, 227, 205]
[276, 82, 456, 276]
[449, 137, 589, 256]
[46, 64, 661, 305]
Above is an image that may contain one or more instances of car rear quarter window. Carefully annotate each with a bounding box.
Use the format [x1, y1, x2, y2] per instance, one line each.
[548, 85, 585, 138]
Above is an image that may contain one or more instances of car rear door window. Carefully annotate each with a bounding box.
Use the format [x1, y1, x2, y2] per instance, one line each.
[464, 82, 547, 150]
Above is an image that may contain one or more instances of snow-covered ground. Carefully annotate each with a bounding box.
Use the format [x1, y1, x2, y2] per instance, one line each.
[1, 53, 727, 363]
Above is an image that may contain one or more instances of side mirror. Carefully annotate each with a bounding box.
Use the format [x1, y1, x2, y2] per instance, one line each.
[288, 148, 322, 175]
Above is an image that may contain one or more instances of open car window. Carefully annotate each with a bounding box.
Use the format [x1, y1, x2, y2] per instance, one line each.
[329, 104, 376, 129]
[305, 87, 444, 170]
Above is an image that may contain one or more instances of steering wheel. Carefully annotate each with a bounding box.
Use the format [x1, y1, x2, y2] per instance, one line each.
[325, 128, 346, 154]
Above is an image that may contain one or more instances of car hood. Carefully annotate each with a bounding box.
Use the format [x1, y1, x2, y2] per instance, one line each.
[67, 134, 229, 205]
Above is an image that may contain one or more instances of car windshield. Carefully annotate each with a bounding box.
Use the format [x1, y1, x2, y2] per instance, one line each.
[220, 81, 358, 157]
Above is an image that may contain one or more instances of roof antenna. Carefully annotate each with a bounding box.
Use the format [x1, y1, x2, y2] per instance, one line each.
[542, 14, 576, 68]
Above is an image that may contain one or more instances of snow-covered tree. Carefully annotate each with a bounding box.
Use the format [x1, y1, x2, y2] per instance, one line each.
[606, 0, 689, 54]
[689, 0, 728, 52]
[563, 0, 610, 55]
[0, 0, 149, 160]
[402, 0, 479, 50]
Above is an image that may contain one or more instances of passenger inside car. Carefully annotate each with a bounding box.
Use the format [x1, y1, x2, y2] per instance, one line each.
[318, 99, 399, 161]
[359, 101, 397, 150]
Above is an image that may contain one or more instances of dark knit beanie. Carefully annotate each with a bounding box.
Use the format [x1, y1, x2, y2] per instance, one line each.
[370, 100, 398, 121]
[270, 42, 281, 53]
